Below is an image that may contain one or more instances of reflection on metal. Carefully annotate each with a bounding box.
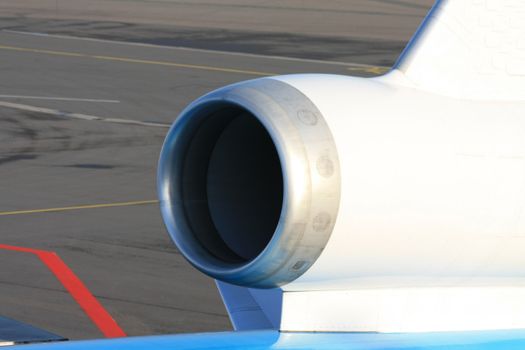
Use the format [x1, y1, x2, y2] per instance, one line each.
[158, 78, 341, 288]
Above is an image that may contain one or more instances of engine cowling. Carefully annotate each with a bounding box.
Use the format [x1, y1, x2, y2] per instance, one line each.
[158, 78, 341, 288]
[159, 73, 525, 293]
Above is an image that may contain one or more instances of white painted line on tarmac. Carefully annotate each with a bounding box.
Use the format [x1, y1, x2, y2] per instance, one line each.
[1, 29, 388, 70]
[0, 101, 170, 128]
[0, 94, 120, 103]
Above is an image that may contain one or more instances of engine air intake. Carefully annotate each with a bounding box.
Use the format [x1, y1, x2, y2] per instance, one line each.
[158, 78, 340, 288]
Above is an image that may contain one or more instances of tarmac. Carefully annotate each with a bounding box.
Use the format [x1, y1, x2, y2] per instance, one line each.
[0, 0, 433, 340]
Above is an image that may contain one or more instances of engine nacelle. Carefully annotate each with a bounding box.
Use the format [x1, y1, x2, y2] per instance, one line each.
[159, 73, 525, 292]
[158, 78, 341, 288]
[158, 73, 525, 331]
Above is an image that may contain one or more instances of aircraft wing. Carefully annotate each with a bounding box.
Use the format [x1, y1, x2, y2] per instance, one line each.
[15, 329, 525, 350]
[0, 316, 66, 346]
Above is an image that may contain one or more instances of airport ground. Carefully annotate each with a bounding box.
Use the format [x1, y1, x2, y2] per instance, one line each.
[0, 0, 432, 340]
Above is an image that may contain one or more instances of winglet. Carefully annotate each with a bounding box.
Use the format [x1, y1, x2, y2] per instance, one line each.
[390, 0, 525, 100]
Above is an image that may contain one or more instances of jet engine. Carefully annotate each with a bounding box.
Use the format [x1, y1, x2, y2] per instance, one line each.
[158, 74, 525, 292]
[158, 78, 341, 288]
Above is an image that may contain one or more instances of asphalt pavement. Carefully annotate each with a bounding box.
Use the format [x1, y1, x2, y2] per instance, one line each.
[0, 0, 432, 340]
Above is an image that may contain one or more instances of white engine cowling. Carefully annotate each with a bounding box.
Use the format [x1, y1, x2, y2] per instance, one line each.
[158, 73, 525, 292]
[158, 77, 341, 288]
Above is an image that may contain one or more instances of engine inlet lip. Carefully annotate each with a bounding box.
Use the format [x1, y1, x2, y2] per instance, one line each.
[158, 78, 341, 288]
[158, 98, 290, 273]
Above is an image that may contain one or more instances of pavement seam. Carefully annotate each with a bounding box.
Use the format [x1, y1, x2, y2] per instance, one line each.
[0, 280, 228, 319]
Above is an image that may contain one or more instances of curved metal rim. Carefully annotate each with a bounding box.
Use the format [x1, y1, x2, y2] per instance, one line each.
[158, 78, 341, 288]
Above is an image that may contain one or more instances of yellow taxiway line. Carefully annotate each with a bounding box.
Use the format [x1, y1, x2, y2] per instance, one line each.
[347, 66, 390, 74]
[0, 44, 387, 76]
[0, 44, 275, 76]
[0, 199, 159, 216]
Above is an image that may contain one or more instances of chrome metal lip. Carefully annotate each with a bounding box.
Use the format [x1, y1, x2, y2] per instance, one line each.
[158, 78, 341, 288]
